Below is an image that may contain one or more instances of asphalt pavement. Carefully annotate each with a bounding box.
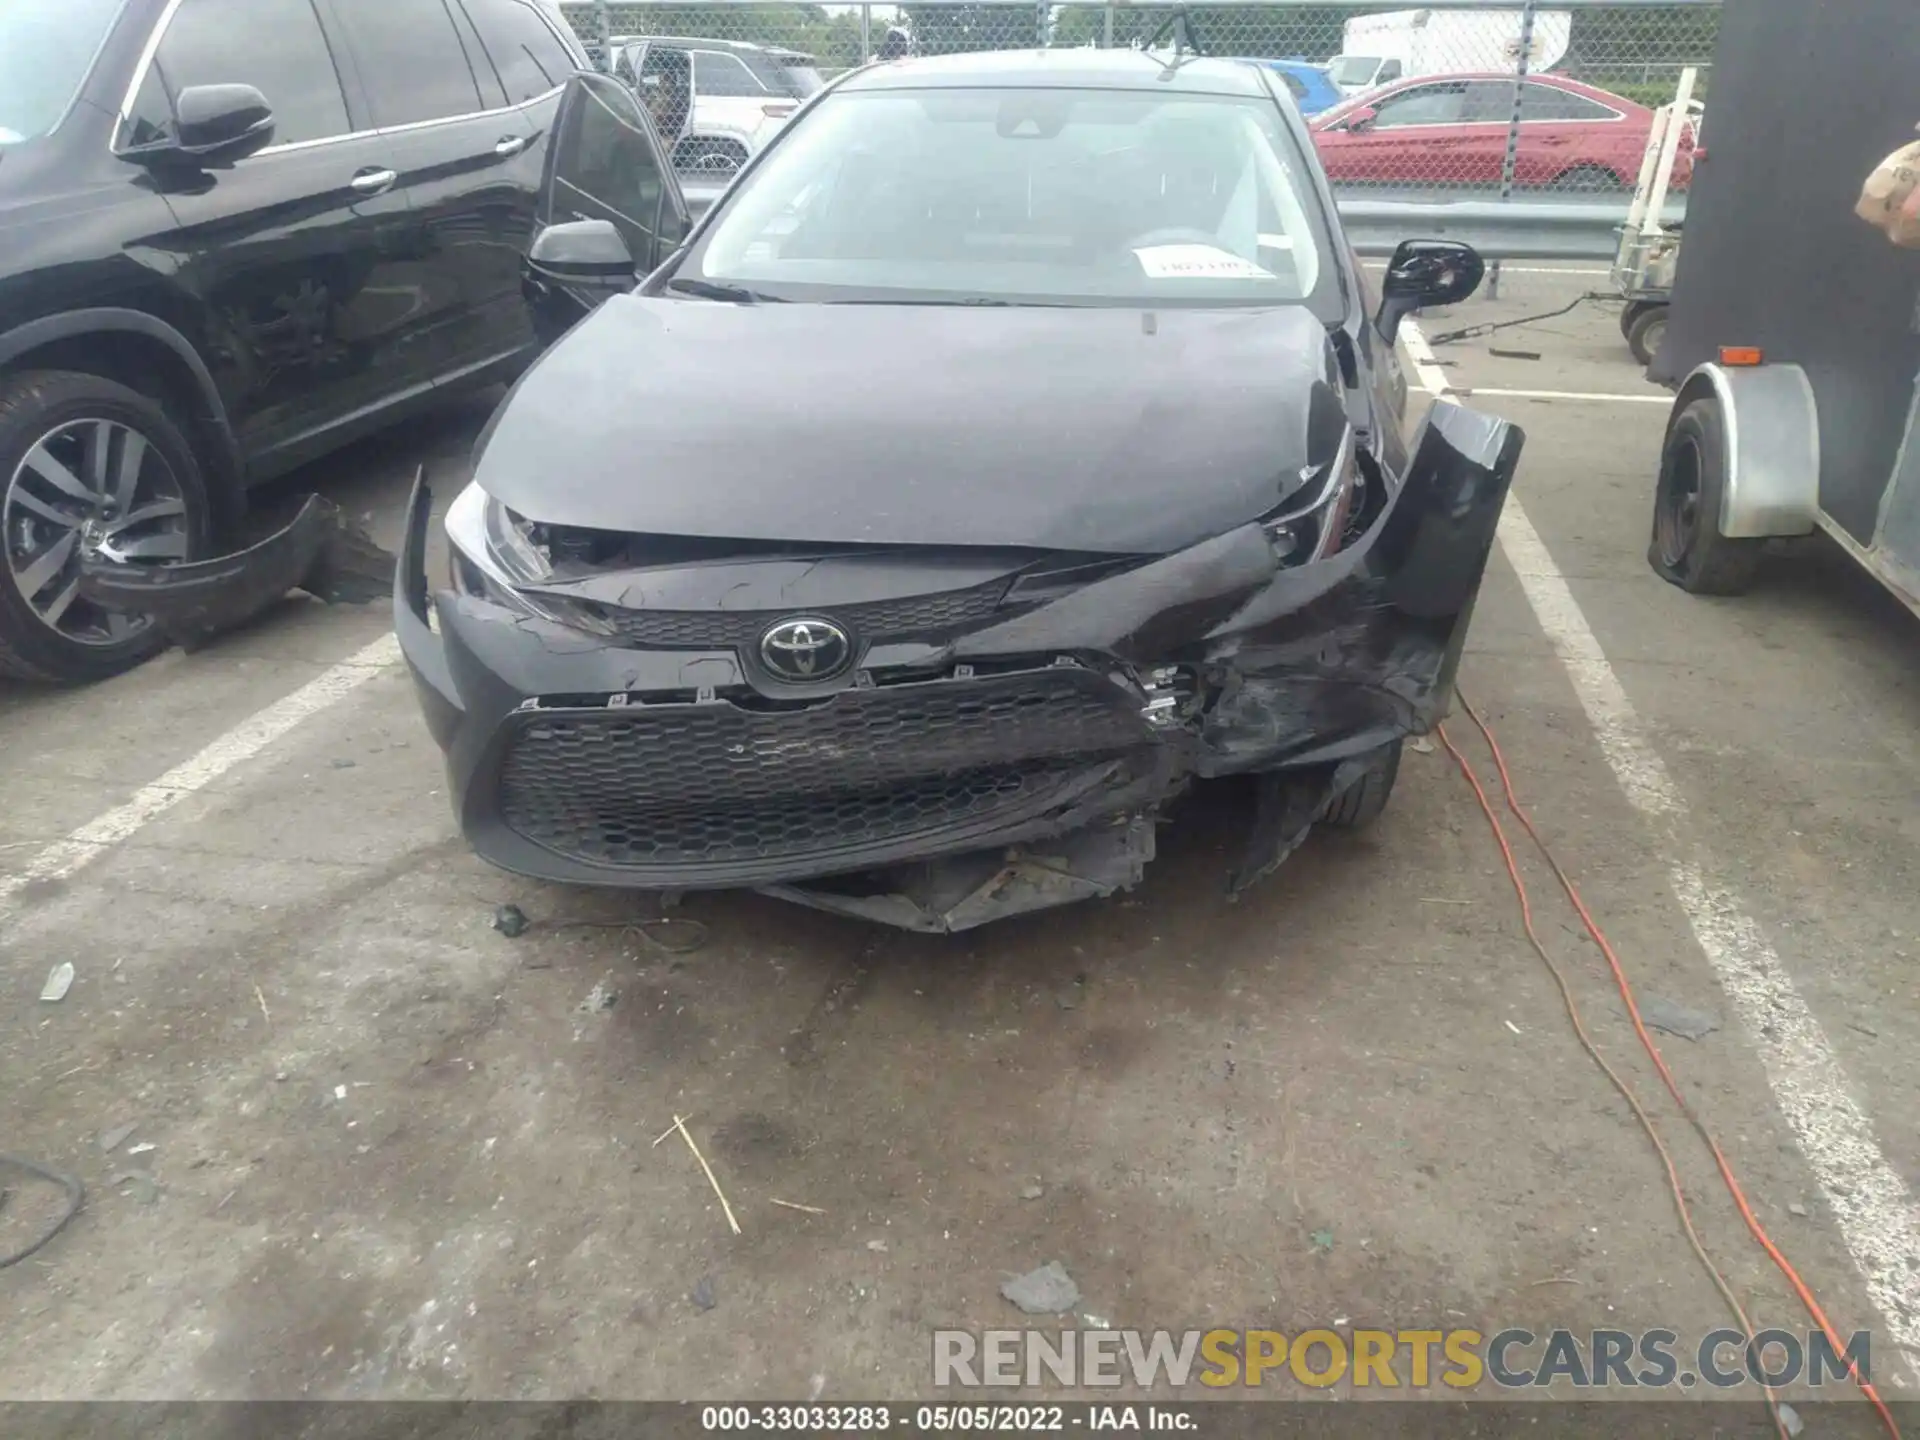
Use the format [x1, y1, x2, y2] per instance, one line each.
[2, 271, 1916, 1419]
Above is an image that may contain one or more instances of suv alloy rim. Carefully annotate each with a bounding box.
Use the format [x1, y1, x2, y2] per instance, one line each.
[4, 417, 190, 646]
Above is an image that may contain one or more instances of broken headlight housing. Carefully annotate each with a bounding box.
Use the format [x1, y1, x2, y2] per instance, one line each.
[443, 483, 615, 635]
[1261, 422, 1360, 565]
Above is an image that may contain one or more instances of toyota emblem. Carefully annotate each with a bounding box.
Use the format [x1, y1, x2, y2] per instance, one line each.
[759, 617, 853, 682]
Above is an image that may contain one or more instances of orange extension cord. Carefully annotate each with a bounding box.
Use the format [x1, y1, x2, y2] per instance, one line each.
[1438, 692, 1901, 1440]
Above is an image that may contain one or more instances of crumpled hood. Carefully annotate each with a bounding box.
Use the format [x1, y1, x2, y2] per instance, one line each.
[475, 294, 1338, 555]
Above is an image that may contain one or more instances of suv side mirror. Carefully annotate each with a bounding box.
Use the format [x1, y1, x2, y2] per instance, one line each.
[1375, 239, 1484, 344]
[172, 85, 275, 164]
[528, 220, 637, 283]
[1346, 105, 1379, 132]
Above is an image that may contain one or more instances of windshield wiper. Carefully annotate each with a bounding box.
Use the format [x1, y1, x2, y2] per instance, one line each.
[665, 278, 784, 304]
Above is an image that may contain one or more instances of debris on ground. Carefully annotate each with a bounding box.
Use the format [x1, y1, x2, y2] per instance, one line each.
[1787, 1202, 1808, 1217]
[1639, 995, 1720, 1041]
[657, 1114, 742, 1235]
[1777, 1401, 1804, 1437]
[125, 1142, 156, 1157]
[492, 904, 530, 939]
[1488, 347, 1542, 361]
[330, 758, 357, 770]
[1020, 1184, 1045, 1201]
[1409, 736, 1436, 754]
[770, 1198, 825, 1216]
[808, 1374, 826, 1401]
[39, 963, 74, 1003]
[866, 1239, 888, 1253]
[690, 1275, 717, 1311]
[112, 1170, 160, 1206]
[1001, 1261, 1080, 1314]
[1310, 1228, 1335, 1254]
[579, 980, 619, 1014]
[0, 1153, 86, 1267]
[98, 1123, 137, 1153]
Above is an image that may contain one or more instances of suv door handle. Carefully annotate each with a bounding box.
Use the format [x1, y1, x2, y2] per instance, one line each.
[350, 168, 398, 196]
[495, 136, 528, 158]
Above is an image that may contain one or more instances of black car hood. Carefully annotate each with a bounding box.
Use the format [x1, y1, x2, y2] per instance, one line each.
[475, 295, 1338, 555]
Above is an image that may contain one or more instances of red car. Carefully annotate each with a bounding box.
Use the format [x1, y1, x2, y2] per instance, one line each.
[1309, 73, 1692, 192]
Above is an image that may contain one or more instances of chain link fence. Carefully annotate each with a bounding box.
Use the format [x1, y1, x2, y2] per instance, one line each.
[558, 1, 1714, 204]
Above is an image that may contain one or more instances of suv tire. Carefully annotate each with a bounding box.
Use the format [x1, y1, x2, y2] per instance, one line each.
[1320, 739, 1403, 830]
[0, 370, 211, 683]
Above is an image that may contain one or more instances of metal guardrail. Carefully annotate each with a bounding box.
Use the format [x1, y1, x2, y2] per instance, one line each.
[1342, 198, 1684, 260]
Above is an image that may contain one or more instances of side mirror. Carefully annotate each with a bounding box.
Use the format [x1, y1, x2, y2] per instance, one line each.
[528, 219, 637, 283]
[1347, 105, 1379, 133]
[170, 85, 275, 165]
[1375, 239, 1485, 345]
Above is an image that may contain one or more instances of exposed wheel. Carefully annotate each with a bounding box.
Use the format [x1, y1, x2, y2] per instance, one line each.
[1649, 396, 1763, 596]
[1553, 163, 1625, 193]
[1627, 304, 1669, 368]
[1619, 300, 1656, 339]
[0, 370, 211, 682]
[1320, 739, 1402, 831]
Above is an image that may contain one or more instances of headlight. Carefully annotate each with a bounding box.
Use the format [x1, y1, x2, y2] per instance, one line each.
[1261, 423, 1360, 564]
[443, 483, 615, 635]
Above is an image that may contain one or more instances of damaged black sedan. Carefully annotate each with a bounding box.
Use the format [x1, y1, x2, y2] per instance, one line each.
[397, 50, 1523, 931]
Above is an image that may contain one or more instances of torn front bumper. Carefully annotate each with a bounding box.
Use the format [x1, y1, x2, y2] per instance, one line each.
[396, 403, 1522, 931]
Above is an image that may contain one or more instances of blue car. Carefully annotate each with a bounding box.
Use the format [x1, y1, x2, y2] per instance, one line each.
[1242, 57, 1345, 116]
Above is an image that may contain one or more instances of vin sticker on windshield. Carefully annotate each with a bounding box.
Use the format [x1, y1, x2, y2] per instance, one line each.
[1133, 244, 1275, 280]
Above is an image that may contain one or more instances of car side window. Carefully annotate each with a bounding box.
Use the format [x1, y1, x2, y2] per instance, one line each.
[1370, 82, 1467, 128]
[551, 73, 663, 240]
[692, 51, 767, 98]
[152, 0, 351, 147]
[327, 0, 486, 128]
[462, 0, 578, 106]
[1519, 83, 1620, 121]
[1460, 81, 1521, 124]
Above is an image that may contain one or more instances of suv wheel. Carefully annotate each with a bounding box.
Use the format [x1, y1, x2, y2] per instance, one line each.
[1319, 739, 1403, 830]
[0, 371, 211, 683]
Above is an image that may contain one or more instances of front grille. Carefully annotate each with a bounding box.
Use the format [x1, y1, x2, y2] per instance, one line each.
[496, 667, 1153, 872]
[590, 578, 1013, 650]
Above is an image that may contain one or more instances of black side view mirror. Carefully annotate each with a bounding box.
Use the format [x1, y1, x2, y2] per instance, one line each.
[1375, 239, 1485, 345]
[170, 85, 275, 165]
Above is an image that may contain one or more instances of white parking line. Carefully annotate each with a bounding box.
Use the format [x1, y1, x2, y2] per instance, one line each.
[0, 633, 401, 924]
[1404, 319, 1920, 1384]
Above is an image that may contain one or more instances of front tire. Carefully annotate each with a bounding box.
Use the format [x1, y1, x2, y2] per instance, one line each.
[1649, 397, 1763, 596]
[0, 370, 211, 682]
[1320, 739, 1403, 830]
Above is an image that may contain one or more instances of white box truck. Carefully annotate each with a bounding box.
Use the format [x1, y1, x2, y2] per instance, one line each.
[1327, 8, 1573, 95]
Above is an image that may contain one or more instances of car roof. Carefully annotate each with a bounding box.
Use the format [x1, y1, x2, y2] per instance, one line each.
[835, 49, 1276, 97]
[611, 35, 801, 58]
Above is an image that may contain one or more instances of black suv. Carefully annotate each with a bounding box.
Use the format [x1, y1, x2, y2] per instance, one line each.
[0, 0, 694, 682]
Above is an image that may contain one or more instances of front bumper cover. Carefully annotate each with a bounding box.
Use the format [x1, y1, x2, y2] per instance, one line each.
[397, 402, 1522, 931]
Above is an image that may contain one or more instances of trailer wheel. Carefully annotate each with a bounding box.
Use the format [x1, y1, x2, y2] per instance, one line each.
[1649, 397, 1763, 596]
[1620, 300, 1656, 339]
[1627, 305, 1669, 368]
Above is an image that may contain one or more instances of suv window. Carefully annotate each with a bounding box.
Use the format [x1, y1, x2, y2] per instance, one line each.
[153, 0, 351, 147]
[693, 51, 767, 98]
[463, 0, 577, 106]
[0, 0, 125, 145]
[329, 0, 485, 128]
[553, 71, 662, 234]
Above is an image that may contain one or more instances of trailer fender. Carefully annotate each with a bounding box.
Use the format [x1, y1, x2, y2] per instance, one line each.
[1671, 362, 1820, 539]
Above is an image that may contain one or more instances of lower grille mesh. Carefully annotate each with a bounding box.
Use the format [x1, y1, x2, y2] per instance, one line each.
[593, 578, 1012, 649]
[496, 668, 1151, 871]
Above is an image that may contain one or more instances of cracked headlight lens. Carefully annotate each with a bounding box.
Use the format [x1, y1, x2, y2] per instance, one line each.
[443, 483, 615, 636]
[1261, 423, 1359, 564]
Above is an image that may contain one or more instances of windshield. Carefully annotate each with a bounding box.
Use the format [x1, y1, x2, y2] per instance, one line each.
[683, 87, 1331, 307]
[1327, 56, 1383, 87]
[0, 0, 126, 145]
